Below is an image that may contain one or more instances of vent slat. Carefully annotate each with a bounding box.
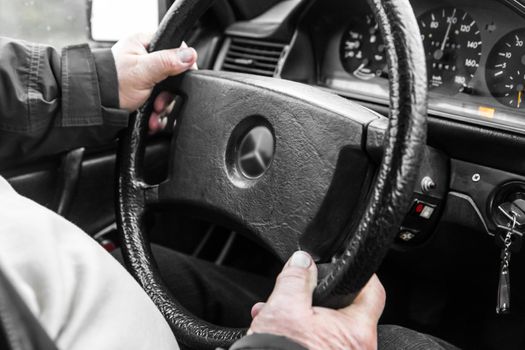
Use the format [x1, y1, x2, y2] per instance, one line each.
[222, 63, 275, 77]
[220, 37, 286, 77]
[224, 57, 277, 70]
[229, 45, 283, 57]
[227, 51, 280, 63]
[231, 37, 286, 49]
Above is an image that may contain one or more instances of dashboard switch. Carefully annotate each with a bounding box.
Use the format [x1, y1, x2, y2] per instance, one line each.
[411, 200, 437, 219]
[398, 229, 419, 242]
[421, 176, 436, 193]
[420, 206, 436, 220]
[414, 202, 425, 214]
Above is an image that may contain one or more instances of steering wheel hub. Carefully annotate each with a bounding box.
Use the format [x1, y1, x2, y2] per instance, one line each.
[236, 125, 274, 179]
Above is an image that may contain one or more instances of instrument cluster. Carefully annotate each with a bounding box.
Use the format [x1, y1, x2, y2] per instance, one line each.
[486, 28, 525, 109]
[318, 0, 525, 132]
[338, 5, 524, 111]
[418, 7, 482, 94]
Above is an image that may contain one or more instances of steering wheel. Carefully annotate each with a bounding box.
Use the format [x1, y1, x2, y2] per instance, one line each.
[116, 0, 427, 348]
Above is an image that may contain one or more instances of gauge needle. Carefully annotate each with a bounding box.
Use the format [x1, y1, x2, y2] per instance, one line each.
[353, 62, 366, 75]
[440, 8, 456, 52]
[519, 90, 523, 108]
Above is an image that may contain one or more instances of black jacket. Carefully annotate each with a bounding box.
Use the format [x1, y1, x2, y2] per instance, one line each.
[0, 37, 306, 350]
[0, 37, 128, 168]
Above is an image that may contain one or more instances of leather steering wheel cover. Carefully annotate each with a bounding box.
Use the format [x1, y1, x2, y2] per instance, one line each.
[117, 1, 245, 349]
[314, 0, 427, 304]
[116, 0, 427, 348]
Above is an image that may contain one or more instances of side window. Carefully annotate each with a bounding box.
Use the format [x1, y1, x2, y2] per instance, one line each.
[0, 0, 88, 49]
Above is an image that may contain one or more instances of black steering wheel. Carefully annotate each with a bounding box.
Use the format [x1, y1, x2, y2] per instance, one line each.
[116, 0, 427, 348]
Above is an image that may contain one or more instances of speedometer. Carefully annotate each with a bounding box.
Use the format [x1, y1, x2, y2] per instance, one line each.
[418, 8, 482, 94]
[340, 14, 387, 80]
[486, 29, 525, 110]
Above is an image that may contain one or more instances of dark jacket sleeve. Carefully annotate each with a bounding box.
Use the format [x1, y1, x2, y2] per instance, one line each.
[0, 37, 129, 167]
[229, 333, 307, 350]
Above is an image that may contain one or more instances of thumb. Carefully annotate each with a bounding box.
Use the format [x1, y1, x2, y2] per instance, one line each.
[265, 251, 317, 311]
[140, 47, 197, 84]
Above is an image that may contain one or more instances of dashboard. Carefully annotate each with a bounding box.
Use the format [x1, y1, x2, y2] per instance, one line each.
[306, 0, 525, 133]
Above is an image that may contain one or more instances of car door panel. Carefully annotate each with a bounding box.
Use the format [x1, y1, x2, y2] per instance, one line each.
[1, 138, 169, 236]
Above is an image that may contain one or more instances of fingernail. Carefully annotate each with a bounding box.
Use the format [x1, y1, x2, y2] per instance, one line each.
[289, 251, 311, 269]
[159, 116, 168, 130]
[177, 48, 195, 64]
[165, 99, 176, 114]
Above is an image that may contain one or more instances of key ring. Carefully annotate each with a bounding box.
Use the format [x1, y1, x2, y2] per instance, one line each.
[511, 213, 517, 231]
[505, 214, 517, 242]
[502, 214, 517, 270]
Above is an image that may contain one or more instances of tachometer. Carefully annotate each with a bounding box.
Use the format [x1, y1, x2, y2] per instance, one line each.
[486, 29, 525, 110]
[339, 14, 387, 80]
[418, 8, 482, 94]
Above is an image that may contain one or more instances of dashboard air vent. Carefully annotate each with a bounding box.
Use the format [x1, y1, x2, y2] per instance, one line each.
[220, 37, 287, 77]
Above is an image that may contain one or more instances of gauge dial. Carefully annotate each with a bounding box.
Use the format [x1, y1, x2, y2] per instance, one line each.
[418, 8, 482, 94]
[340, 14, 387, 80]
[486, 29, 525, 110]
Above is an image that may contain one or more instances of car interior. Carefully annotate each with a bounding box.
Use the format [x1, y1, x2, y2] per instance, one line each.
[2, 0, 525, 349]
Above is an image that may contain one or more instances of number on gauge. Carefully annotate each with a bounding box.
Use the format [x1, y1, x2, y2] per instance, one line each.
[339, 14, 387, 80]
[486, 29, 525, 110]
[419, 8, 482, 93]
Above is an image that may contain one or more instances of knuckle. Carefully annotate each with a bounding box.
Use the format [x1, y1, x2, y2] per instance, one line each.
[160, 54, 176, 70]
[249, 315, 281, 335]
[257, 304, 303, 325]
[158, 53, 180, 72]
[265, 305, 287, 319]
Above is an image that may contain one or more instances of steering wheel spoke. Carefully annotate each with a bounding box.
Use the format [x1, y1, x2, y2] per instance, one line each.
[153, 70, 379, 259]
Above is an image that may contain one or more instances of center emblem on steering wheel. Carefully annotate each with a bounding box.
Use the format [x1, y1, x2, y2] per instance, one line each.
[237, 126, 274, 179]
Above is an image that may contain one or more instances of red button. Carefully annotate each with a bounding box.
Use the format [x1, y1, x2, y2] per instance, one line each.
[415, 203, 425, 214]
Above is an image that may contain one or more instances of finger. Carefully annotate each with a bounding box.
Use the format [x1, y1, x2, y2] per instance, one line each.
[148, 112, 168, 134]
[148, 112, 161, 134]
[134, 32, 154, 48]
[165, 99, 176, 115]
[154, 92, 175, 113]
[251, 302, 266, 319]
[265, 251, 317, 311]
[181, 42, 199, 70]
[339, 274, 386, 324]
[117, 33, 153, 55]
[150, 92, 175, 134]
[141, 47, 198, 84]
[191, 60, 199, 70]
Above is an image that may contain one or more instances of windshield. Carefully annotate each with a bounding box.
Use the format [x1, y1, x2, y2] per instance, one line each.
[0, 0, 88, 49]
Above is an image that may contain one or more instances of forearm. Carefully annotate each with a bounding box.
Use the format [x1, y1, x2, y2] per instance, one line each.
[0, 38, 128, 167]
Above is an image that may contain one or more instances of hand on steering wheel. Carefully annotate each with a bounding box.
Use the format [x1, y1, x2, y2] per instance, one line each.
[249, 251, 385, 350]
[111, 33, 197, 132]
